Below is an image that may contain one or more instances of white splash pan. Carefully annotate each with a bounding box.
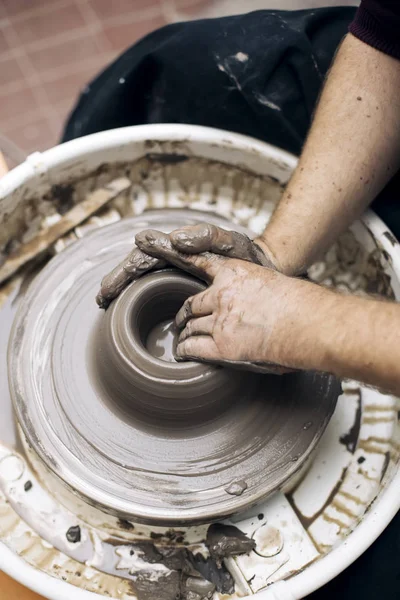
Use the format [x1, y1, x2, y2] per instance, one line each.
[0, 124, 400, 600]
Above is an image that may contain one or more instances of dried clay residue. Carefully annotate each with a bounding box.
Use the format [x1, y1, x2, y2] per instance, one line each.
[340, 389, 362, 453]
[128, 524, 255, 600]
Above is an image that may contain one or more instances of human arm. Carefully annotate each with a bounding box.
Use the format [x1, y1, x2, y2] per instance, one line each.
[135, 230, 400, 395]
[257, 31, 400, 275]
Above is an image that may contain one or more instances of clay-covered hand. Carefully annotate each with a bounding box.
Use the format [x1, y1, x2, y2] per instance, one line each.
[167, 223, 276, 269]
[96, 222, 277, 308]
[135, 230, 315, 374]
[96, 247, 167, 309]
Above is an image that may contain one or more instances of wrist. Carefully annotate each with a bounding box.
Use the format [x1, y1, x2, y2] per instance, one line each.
[255, 233, 308, 277]
[269, 278, 341, 372]
[253, 236, 298, 276]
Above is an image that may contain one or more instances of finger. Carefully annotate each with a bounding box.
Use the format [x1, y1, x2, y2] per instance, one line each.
[175, 336, 221, 362]
[175, 291, 214, 328]
[135, 229, 226, 281]
[170, 223, 271, 266]
[96, 246, 165, 309]
[178, 315, 215, 342]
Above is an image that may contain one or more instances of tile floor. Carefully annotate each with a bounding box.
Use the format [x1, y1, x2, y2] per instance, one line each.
[0, 0, 358, 161]
[0, 0, 214, 158]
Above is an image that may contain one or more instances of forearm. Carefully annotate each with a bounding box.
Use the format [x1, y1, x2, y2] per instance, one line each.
[281, 282, 400, 394]
[258, 33, 400, 275]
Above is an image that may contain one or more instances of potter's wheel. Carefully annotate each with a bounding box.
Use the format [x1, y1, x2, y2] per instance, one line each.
[1, 126, 400, 600]
[8, 210, 339, 525]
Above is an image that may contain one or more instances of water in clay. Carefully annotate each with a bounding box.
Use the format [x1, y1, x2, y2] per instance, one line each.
[146, 319, 178, 363]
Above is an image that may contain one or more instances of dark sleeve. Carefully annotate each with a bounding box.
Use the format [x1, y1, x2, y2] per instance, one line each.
[349, 0, 400, 59]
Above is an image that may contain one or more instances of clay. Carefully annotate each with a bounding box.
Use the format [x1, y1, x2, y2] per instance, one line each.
[206, 524, 255, 564]
[169, 223, 273, 267]
[184, 576, 215, 597]
[225, 481, 248, 496]
[51, 183, 75, 215]
[145, 153, 189, 164]
[24, 480, 32, 492]
[129, 541, 224, 600]
[118, 519, 135, 531]
[96, 246, 166, 309]
[92, 269, 238, 424]
[340, 389, 362, 453]
[66, 525, 81, 543]
[189, 553, 234, 594]
[9, 211, 341, 525]
[134, 571, 180, 600]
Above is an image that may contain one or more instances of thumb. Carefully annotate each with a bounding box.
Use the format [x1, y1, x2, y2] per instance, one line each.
[135, 229, 226, 281]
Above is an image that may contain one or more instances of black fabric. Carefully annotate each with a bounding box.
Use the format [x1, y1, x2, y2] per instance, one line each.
[63, 8, 354, 156]
[62, 11, 400, 598]
[350, 0, 400, 60]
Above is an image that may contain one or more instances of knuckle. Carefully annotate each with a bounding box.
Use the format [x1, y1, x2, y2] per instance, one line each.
[182, 339, 194, 355]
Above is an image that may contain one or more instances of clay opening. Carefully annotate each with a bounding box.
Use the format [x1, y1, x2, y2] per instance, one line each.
[134, 287, 193, 364]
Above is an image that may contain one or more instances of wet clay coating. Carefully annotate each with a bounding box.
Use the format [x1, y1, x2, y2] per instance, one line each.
[96, 247, 166, 309]
[9, 210, 341, 525]
[96, 222, 274, 309]
[169, 223, 273, 267]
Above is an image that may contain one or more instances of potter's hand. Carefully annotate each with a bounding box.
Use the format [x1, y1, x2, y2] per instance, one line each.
[96, 247, 167, 309]
[135, 229, 312, 374]
[96, 223, 277, 309]
[167, 223, 276, 269]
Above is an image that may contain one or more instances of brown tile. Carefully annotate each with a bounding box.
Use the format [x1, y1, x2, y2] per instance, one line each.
[0, 56, 26, 88]
[6, 117, 57, 154]
[27, 35, 100, 73]
[0, 86, 40, 123]
[2, 0, 57, 18]
[12, 2, 87, 47]
[0, 26, 11, 54]
[42, 63, 103, 105]
[89, 0, 161, 21]
[174, 0, 213, 15]
[103, 16, 166, 52]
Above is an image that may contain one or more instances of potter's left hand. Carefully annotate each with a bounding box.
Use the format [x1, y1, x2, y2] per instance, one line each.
[135, 229, 321, 374]
[96, 223, 276, 309]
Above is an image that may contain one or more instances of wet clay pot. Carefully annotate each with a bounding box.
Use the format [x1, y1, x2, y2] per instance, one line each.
[93, 269, 237, 424]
